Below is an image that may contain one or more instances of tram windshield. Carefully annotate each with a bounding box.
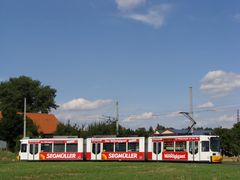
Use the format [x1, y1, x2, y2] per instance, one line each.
[210, 137, 220, 152]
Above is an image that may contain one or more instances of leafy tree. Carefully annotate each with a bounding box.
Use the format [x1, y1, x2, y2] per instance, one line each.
[231, 122, 240, 156]
[118, 127, 135, 137]
[55, 121, 79, 136]
[86, 121, 116, 137]
[0, 76, 57, 151]
[0, 109, 38, 152]
[214, 127, 234, 156]
[155, 124, 165, 132]
[0, 76, 58, 113]
[199, 124, 240, 157]
[135, 127, 147, 137]
[148, 126, 154, 135]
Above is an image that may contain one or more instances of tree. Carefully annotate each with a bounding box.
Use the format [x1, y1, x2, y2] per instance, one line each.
[0, 109, 38, 151]
[55, 121, 79, 136]
[86, 121, 116, 137]
[148, 126, 154, 135]
[231, 122, 240, 156]
[213, 127, 232, 156]
[0, 76, 58, 113]
[155, 124, 165, 132]
[0, 76, 58, 151]
[135, 127, 147, 137]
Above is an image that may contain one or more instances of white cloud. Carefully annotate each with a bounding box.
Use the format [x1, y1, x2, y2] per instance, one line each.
[61, 98, 112, 110]
[200, 70, 240, 97]
[196, 114, 235, 128]
[115, 0, 172, 29]
[116, 0, 146, 11]
[124, 112, 158, 122]
[218, 114, 234, 123]
[167, 111, 181, 118]
[125, 4, 171, 28]
[55, 109, 102, 124]
[198, 101, 214, 108]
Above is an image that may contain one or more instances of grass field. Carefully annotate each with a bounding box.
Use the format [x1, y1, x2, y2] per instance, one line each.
[0, 152, 239, 179]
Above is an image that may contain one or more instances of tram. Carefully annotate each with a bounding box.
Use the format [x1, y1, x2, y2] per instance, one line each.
[86, 137, 145, 161]
[18, 135, 222, 163]
[147, 135, 222, 162]
[19, 138, 84, 161]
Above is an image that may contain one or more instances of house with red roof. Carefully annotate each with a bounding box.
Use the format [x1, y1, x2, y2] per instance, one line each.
[0, 112, 59, 135]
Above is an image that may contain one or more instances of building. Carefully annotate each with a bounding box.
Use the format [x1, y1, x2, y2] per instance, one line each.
[0, 112, 59, 135]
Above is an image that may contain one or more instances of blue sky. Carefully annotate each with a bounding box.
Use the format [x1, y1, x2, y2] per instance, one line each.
[1, 0, 240, 129]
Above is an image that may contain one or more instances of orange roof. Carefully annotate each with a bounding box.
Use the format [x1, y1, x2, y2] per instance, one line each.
[0, 112, 59, 134]
[26, 113, 59, 134]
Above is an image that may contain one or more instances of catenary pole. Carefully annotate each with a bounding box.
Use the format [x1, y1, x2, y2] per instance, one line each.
[23, 97, 27, 138]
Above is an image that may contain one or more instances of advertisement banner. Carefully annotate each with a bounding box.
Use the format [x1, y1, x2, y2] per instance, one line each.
[91, 139, 139, 143]
[152, 137, 199, 143]
[39, 152, 83, 160]
[29, 140, 78, 144]
[101, 152, 144, 160]
[162, 152, 188, 161]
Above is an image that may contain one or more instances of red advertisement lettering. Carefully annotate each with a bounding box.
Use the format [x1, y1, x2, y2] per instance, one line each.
[91, 139, 140, 143]
[101, 152, 144, 160]
[162, 152, 188, 161]
[39, 152, 83, 160]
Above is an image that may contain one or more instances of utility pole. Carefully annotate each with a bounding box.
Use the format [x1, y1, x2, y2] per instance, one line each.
[189, 86, 195, 161]
[189, 86, 193, 134]
[116, 101, 119, 136]
[237, 109, 239, 123]
[23, 97, 26, 138]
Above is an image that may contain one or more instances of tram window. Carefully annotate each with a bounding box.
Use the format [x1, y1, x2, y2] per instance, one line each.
[54, 143, 65, 152]
[210, 137, 220, 152]
[66, 143, 78, 152]
[201, 141, 209, 152]
[92, 143, 101, 154]
[115, 143, 126, 152]
[128, 142, 139, 152]
[163, 141, 174, 151]
[175, 142, 186, 152]
[30, 144, 39, 155]
[41, 143, 52, 152]
[21, 144, 27, 152]
[103, 143, 114, 152]
[189, 142, 198, 154]
[153, 142, 161, 154]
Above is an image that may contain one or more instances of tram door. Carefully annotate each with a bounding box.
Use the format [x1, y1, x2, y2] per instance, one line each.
[188, 141, 199, 161]
[92, 143, 101, 160]
[200, 140, 210, 161]
[19, 142, 28, 160]
[152, 142, 161, 161]
[28, 143, 39, 160]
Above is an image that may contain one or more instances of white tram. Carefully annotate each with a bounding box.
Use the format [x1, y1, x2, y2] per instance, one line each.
[19, 138, 84, 161]
[147, 135, 222, 162]
[18, 135, 222, 163]
[86, 137, 145, 161]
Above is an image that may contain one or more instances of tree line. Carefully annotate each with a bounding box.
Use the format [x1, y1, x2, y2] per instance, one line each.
[0, 76, 239, 157]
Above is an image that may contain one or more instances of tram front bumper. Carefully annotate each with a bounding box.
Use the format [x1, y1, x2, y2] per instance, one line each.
[211, 155, 223, 163]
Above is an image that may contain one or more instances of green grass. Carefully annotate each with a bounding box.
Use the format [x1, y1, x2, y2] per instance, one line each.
[0, 150, 16, 161]
[0, 160, 239, 180]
